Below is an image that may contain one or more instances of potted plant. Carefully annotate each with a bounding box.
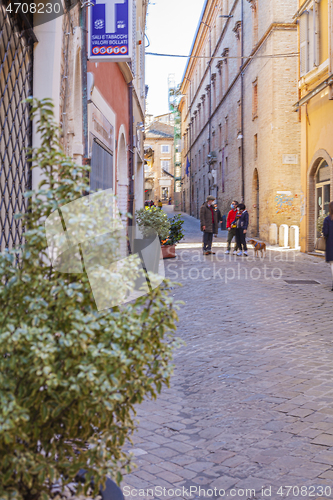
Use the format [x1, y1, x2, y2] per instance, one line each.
[0, 99, 179, 500]
[135, 210, 184, 260]
[316, 213, 327, 251]
[160, 214, 185, 259]
[135, 206, 171, 241]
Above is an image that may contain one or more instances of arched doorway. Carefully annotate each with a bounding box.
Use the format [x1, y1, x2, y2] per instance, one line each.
[315, 159, 331, 237]
[253, 168, 259, 237]
[307, 149, 332, 251]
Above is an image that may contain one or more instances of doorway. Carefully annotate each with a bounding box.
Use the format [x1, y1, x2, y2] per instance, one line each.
[315, 159, 330, 237]
[253, 168, 259, 237]
[162, 187, 169, 201]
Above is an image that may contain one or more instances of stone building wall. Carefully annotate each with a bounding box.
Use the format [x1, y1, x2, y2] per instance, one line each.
[180, 0, 301, 242]
[59, 3, 82, 163]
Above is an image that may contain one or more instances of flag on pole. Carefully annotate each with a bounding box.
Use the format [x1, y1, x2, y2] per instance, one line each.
[186, 157, 190, 176]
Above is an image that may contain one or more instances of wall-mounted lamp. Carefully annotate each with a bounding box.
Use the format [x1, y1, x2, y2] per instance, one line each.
[237, 133, 243, 140]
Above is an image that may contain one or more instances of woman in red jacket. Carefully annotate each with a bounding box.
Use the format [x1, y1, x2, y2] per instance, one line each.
[225, 200, 238, 254]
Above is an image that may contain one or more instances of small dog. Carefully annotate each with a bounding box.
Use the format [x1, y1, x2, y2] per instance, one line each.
[248, 239, 266, 257]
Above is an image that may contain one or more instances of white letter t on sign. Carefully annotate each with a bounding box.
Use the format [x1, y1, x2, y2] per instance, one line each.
[95, 0, 126, 34]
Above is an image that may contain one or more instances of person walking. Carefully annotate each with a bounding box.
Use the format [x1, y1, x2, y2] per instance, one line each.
[168, 197, 172, 205]
[323, 201, 333, 291]
[158, 199, 163, 210]
[213, 203, 222, 229]
[235, 203, 249, 256]
[225, 200, 238, 254]
[200, 195, 218, 255]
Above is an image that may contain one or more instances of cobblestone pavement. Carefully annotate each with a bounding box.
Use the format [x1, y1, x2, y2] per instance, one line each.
[122, 213, 333, 500]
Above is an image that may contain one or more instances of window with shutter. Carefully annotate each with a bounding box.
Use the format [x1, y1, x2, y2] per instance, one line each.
[314, 1, 320, 66]
[299, 3, 320, 77]
[308, 8, 314, 69]
[300, 12, 308, 76]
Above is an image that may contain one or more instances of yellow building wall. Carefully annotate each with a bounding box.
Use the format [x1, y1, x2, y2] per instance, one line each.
[300, 93, 333, 252]
[299, 0, 332, 252]
[300, 106, 308, 252]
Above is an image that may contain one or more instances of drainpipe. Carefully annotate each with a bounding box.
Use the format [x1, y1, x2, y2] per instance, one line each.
[80, 4, 88, 161]
[241, 0, 245, 202]
[189, 84, 192, 216]
[128, 82, 134, 226]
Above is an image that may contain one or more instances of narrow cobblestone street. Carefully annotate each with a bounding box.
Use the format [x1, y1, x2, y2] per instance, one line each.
[122, 213, 333, 500]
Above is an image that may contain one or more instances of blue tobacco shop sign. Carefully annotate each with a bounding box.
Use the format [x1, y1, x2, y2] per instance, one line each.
[88, 0, 132, 62]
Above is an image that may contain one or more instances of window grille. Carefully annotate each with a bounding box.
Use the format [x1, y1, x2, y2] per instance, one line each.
[0, 1, 34, 251]
[90, 140, 113, 191]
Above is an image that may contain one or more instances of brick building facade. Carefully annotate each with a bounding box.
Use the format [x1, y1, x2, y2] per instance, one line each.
[180, 0, 301, 242]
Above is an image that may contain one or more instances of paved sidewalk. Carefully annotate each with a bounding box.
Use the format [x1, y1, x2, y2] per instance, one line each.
[122, 213, 333, 500]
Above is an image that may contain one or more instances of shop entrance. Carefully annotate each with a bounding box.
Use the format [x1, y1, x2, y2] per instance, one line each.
[315, 159, 331, 237]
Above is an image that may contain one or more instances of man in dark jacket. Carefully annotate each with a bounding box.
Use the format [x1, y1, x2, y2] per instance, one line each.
[323, 201, 333, 290]
[235, 203, 249, 256]
[200, 195, 218, 255]
[213, 203, 222, 226]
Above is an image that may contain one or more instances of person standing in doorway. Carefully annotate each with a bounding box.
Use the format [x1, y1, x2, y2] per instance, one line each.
[225, 200, 238, 254]
[235, 203, 249, 256]
[200, 195, 218, 255]
[323, 201, 333, 291]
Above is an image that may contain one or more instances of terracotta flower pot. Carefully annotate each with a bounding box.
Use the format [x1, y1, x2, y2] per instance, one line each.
[161, 244, 176, 259]
[315, 236, 326, 251]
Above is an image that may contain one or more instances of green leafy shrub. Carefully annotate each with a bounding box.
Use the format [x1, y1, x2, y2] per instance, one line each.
[0, 99, 179, 500]
[135, 207, 171, 241]
[165, 215, 185, 246]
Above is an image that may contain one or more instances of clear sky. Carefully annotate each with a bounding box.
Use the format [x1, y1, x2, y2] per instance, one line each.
[145, 0, 205, 117]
